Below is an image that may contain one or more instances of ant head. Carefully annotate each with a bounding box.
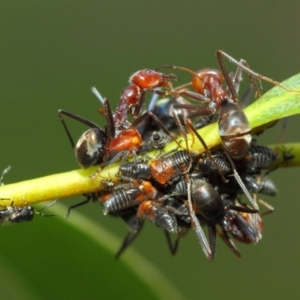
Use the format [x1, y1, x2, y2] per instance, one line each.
[192, 68, 224, 94]
[130, 69, 178, 90]
[75, 128, 108, 169]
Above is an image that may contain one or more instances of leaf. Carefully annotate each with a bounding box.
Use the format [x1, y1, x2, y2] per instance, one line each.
[0, 202, 184, 300]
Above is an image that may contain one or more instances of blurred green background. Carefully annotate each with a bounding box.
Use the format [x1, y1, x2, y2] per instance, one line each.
[1, 1, 300, 299]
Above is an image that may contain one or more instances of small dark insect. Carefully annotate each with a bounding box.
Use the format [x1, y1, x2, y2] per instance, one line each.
[0, 166, 57, 224]
[0, 200, 57, 225]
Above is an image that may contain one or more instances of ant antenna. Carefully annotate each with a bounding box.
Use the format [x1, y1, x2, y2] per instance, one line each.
[223, 152, 260, 242]
[0, 166, 11, 185]
[147, 89, 162, 112]
[35, 200, 58, 217]
[91, 87, 106, 105]
[186, 175, 213, 260]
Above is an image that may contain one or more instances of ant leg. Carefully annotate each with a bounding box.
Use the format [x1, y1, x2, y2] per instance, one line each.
[91, 88, 116, 139]
[218, 228, 241, 258]
[65, 194, 95, 218]
[101, 151, 130, 169]
[115, 222, 144, 259]
[102, 98, 116, 139]
[239, 59, 262, 98]
[223, 152, 261, 242]
[257, 198, 274, 217]
[58, 109, 100, 149]
[187, 121, 228, 183]
[147, 112, 184, 150]
[132, 91, 146, 119]
[34, 200, 58, 217]
[216, 50, 300, 93]
[240, 86, 254, 108]
[207, 223, 217, 259]
[274, 118, 291, 154]
[164, 231, 180, 255]
[37, 199, 58, 211]
[186, 175, 213, 261]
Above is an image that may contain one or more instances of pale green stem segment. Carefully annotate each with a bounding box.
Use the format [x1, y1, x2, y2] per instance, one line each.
[0, 74, 300, 206]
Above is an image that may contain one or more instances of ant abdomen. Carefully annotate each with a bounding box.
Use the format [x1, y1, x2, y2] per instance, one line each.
[219, 102, 252, 158]
[75, 128, 107, 168]
[259, 176, 278, 196]
[137, 201, 178, 233]
[119, 160, 151, 180]
[246, 144, 277, 170]
[102, 189, 135, 214]
[192, 179, 224, 222]
[198, 154, 231, 176]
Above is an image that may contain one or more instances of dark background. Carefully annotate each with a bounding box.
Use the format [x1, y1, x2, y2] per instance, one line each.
[0, 1, 300, 299]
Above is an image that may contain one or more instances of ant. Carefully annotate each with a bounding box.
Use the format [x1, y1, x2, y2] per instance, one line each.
[114, 69, 178, 129]
[58, 92, 144, 170]
[161, 171, 259, 260]
[156, 50, 299, 159]
[59, 84, 183, 174]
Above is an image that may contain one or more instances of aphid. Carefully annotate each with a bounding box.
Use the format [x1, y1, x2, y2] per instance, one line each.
[241, 143, 278, 172]
[149, 150, 193, 185]
[198, 152, 232, 177]
[137, 200, 178, 233]
[275, 145, 295, 168]
[119, 150, 193, 185]
[101, 181, 158, 214]
[0, 200, 57, 225]
[258, 176, 277, 196]
[138, 131, 171, 153]
[0, 166, 56, 224]
[118, 158, 151, 181]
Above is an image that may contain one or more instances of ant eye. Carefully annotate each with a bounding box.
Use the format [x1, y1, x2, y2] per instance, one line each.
[75, 128, 107, 168]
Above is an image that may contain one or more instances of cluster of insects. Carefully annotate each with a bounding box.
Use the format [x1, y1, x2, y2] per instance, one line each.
[1, 51, 295, 261]
[57, 50, 295, 261]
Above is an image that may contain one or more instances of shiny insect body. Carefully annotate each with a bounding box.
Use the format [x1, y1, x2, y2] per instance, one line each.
[0, 200, 57, 225]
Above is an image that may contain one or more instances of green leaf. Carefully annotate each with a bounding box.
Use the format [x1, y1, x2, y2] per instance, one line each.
[0, 202, 185, 300]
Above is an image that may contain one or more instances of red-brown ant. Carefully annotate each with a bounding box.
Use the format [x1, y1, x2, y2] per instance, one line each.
[59, 84, 183, 173]
[114, 69, 178, 129]
[58, 89, 146, 170]
[157, 50, 299, 159]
